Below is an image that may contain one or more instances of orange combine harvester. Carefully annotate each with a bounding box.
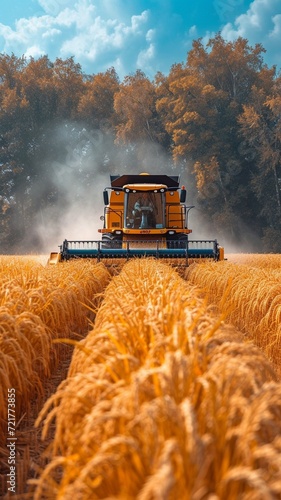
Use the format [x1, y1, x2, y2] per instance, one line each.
[49, 173, 224, 265]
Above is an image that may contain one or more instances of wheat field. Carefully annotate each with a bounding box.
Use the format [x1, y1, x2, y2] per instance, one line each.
[1, 254, 281, 499]
[0, 256, 111, 494]
[186, 255, 281, 376]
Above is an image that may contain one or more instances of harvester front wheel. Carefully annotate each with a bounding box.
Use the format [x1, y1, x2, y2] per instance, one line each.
[101, 233, 122, 249]
[167, 233, 188, 249]
[177, 234, 188, 248]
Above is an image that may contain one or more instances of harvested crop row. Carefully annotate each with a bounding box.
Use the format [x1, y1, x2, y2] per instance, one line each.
[186, 259, 281, 374]
[34, 259, 281, 499]
[0, 257, 111, 463]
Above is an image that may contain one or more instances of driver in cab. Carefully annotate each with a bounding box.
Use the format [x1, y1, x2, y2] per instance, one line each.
[132, 192, 156, 227]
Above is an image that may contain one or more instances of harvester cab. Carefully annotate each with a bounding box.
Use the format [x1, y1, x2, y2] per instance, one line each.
[49, 173, 224, 264]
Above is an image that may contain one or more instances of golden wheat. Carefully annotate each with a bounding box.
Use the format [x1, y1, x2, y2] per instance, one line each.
[0, 257, 111, 464]
[33, 259, 281, 499]
[227, 253, 281, 269]
[186, 259, 281, 374]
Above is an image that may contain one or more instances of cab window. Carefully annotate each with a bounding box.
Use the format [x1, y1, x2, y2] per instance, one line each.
[125, 192, 164, 229]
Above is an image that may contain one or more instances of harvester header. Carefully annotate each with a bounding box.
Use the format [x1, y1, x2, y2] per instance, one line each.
[49, 172, 224, 265]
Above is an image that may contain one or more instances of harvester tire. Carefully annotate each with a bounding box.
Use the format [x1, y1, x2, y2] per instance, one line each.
[101, 233, 122, 249]
[167, 234, 188, 249]
[177, 234, 188, 248]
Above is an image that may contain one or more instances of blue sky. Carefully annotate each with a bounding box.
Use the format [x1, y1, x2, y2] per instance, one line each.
[0, 0, 280, 79]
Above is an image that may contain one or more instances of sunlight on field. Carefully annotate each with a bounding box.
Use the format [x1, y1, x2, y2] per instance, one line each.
[0, 257, 111, 482]
[1, 254, 281, 498]
[226, 252, 281, 268]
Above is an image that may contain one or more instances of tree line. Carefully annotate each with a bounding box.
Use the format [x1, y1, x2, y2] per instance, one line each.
[0, 33, 280, 252]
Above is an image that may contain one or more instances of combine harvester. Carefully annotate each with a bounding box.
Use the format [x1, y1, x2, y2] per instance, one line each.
[49, 173, 224, 265]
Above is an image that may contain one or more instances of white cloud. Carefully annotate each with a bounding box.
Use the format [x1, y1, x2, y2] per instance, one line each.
[131, 11, 148, 32]
[60, 10, 150, 62]
[221, 0, 281, 68]
[269, 13, 281, 38]
[17, 16, 54, 36]
[0, 0, 280, 80]
[0, 14, 60, 54]
[42, 28, 61, 39]
[146, 29, 155, 42]
[188, 25, 198, 38]
[0, 0, 154, 77]
[111, 56, 126, 77]
[25, 45, 45, 58]
[56, 2, 96, 29]
[38, 0, 72, 16]
[136, 43, 155, 69]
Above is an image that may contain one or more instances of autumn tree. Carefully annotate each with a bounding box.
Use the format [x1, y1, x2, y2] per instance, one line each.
[114, 70, 171, 170]
[18, 56, 58, 127]
[0, 36, 280, 252]
[238, 78, 281, 250]
[156, 34, 275, 244]
[75, 68, 121, 173]
[78, 67, 119, 129]
[0, 54, 31, 249]
[52, 57, 85, 118]
[0, 55, 86, 251]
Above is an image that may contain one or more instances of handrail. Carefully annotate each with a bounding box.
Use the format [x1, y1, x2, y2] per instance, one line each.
[166, 204, 194, 228]
[166, 204, 185, 228]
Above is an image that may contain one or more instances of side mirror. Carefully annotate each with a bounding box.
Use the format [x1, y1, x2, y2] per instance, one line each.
[180, 186, 186, 203]
[103, 190, 109, 205]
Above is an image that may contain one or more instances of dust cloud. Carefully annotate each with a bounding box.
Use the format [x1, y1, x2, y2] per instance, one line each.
[23, 122, 261, 255]
[186, 204, 262, 255]
[26, 124, 176, 254]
